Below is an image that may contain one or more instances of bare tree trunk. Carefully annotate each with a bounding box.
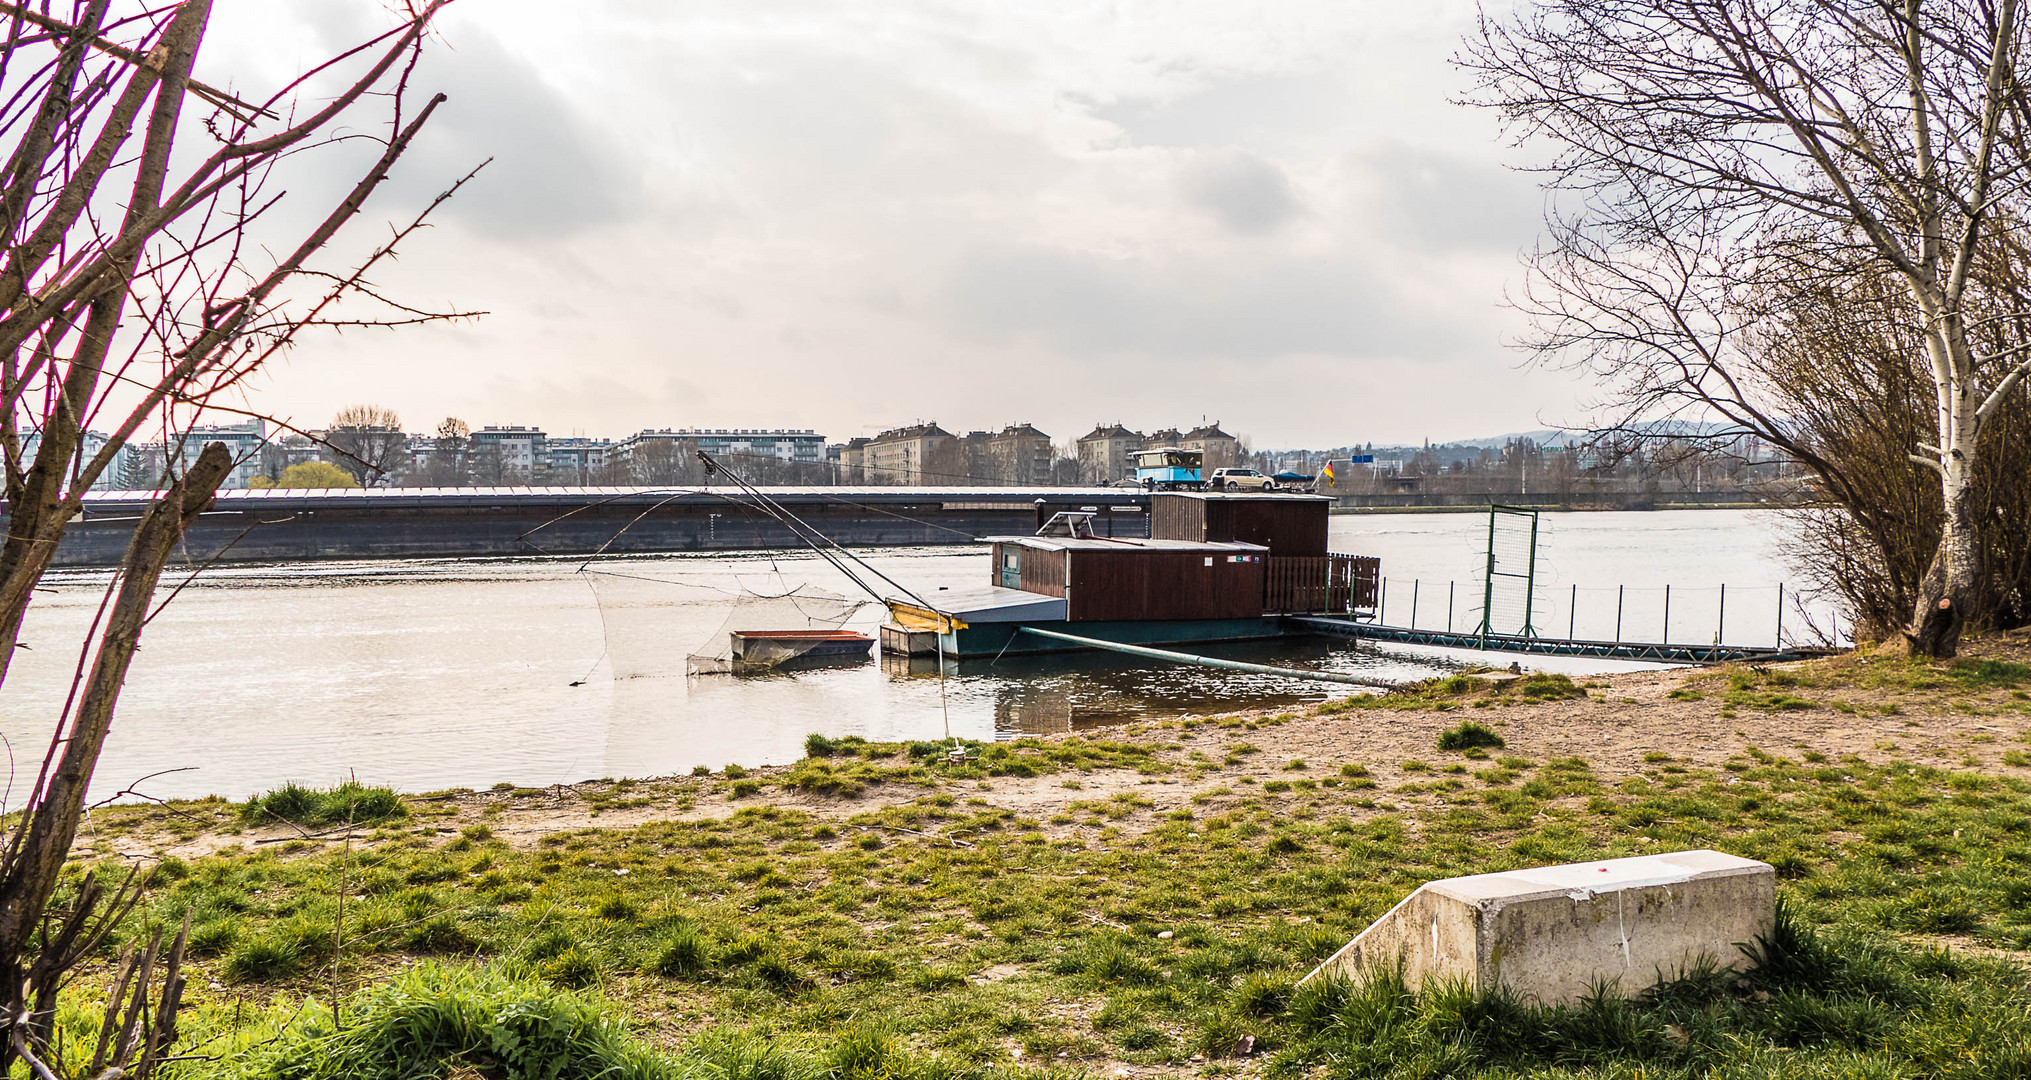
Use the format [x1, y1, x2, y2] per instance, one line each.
[0, 442, 231, 993]
[1911, 454, 1982, 656]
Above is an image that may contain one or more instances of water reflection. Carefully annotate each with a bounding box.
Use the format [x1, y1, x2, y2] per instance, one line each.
[1, 510, 1798, 801]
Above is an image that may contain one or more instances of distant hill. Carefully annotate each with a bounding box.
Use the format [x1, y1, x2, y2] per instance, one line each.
[1274, 421, 1749, 457]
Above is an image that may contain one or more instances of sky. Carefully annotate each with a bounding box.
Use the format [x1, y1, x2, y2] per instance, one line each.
[197, 0, 1587, 451]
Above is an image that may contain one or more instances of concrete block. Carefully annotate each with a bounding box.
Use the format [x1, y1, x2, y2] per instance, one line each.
[1302, 850, 1775, 1006]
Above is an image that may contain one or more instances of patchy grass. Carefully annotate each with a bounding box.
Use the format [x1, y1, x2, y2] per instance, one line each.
[38, 734, 2022, 1080]
[1319, 671, 1583, 713]
[240, 781, 407, 829]
[42, 640, 2031, 1078]
[1436, 721, 1506, 752]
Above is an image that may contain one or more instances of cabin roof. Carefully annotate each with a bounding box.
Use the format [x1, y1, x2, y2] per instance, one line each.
[1152, 492, 1333, 503]
[888, 584, 1068, 622]
[988, 536, 1268, 554]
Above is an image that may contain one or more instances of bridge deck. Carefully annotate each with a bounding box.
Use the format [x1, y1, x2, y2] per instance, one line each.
[1286, 616, 1835, 665]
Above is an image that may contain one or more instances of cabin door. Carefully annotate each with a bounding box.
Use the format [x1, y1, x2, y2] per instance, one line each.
[999, 547, 1021, 589]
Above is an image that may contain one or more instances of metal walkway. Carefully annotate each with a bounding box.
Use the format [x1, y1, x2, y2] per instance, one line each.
[1284, 616, 1837, 665]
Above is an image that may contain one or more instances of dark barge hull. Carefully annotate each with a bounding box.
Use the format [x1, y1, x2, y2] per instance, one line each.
[885, 617, 1294, 659]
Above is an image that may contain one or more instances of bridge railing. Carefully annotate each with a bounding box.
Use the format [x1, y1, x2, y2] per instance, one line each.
[1370, 576, 1845, 651]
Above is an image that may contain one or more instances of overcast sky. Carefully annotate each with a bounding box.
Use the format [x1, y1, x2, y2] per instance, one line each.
[201, 0, 1584, 450]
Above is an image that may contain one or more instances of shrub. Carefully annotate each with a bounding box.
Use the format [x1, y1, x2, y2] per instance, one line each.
[826, 1023, 901, 1080]
[593, 893, 639, 921]
[405, 915, 479, 955]
[654, 924, 709, 978]
[242, 963, 671, 1078]
[186, 920, 238, 958]
[223, 936, 302, 983]
[1437, 721, 1507, 752]
[241, 781, 407, 828]
[540, 946, 604, 989]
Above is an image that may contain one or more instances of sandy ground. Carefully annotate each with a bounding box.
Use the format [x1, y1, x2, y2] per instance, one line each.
[78, 633, 2031, 862]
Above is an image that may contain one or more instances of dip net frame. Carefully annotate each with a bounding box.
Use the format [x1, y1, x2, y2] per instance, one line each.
[1476, 505, 1541, 641]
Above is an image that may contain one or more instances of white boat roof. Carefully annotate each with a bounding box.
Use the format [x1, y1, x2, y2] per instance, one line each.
[887, 583, 1067, 623]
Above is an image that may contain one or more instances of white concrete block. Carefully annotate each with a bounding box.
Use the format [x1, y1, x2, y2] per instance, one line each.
[1302, 850, 1775, 1006]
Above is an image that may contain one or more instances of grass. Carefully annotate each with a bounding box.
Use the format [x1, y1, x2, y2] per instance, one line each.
[1436, 721, 1506, 752]
[37, 644, 2031, 1078]
[240, 781, 407, 829]
[64, 740, 2025, 1079]
[1319, 672, 1585, 713]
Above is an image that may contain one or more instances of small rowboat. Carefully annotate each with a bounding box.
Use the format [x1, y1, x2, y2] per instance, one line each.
[728, 629, 875, 671]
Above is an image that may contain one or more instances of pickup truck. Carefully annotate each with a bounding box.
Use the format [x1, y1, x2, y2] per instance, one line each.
[1208, 467, 1275, 491]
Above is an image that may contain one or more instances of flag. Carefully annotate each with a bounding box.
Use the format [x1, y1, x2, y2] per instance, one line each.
[1321, 461, 1337, 487]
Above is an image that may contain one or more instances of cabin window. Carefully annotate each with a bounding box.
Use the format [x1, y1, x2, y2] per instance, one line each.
[1000, 548, 1022, 588]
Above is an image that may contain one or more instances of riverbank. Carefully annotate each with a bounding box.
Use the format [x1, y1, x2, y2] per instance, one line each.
[61, 635, 2031, 1077]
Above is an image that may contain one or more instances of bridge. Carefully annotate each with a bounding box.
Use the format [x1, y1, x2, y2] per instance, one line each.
[37, 486, 1153, 567]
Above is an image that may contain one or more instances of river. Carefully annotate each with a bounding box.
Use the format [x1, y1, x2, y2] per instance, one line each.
[0, 509, 1830, 803]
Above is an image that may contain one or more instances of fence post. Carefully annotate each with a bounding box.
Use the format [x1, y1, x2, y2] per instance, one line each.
[1379, 577, 1387, 625]
[1663, 584, 1671, 645]
[1569, 583, 1578, 641]
[1615, 585, 1624, 643]
[1447, 581, 1455, 634]
[1775, 583, 1785, 649]
[1717, 584, 1726, 645]
[1411, 579, 1420, 630]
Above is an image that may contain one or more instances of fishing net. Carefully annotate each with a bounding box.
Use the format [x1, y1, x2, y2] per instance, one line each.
[580, 567, 872, 678]
[684, 590, 874, 675]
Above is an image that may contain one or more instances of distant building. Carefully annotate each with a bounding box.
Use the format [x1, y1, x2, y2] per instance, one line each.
[611, 430, 702, 484]
[170, 419, 270, 489]
[958, 430, 993, 483]
[1076, 424, 1144, 486]
[19, 428, 139, 490]
[546, 437, 613, 481]
[865, 423, 958, 486]
[985, 423, 1054, 486]
[834, 438, 870, 484]
[674, 428, 825, 464]
[1180, 422, 1243, 471]
[470, 425, 549, 479]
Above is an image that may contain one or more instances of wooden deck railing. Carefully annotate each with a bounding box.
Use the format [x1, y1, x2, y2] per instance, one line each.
[1266, 554, 1380, 614]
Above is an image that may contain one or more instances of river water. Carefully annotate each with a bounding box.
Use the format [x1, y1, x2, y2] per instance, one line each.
[1, 509, 1830, 803]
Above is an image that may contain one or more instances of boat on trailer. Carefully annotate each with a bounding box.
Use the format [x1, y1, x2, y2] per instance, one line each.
[882, 493, 1378, 659]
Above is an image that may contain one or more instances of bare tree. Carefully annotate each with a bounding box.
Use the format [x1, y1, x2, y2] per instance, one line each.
[1465, 0, 2031, 655]
[0, 3, 470, 1073]
[414, 416, 472, 486]
[325, 403, 409, 485]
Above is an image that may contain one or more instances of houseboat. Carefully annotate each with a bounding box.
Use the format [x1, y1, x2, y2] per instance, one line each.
[882, 492, 1378, 659]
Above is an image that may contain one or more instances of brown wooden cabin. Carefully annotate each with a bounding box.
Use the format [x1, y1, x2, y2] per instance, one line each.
[1149, 492, 1330, 554]
[997, 493, 1377, 620]
[989, 536, 1267, 621]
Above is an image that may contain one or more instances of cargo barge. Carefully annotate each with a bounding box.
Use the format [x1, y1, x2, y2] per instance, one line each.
[882, 493, 1378, 659]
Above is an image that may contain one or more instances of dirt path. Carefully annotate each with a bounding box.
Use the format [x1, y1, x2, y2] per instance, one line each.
[80, 638, 2031, 861]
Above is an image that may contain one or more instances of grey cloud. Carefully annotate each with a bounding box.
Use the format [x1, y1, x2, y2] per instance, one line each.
[1084, 70, 1359, 153]
[930, 243, 1470, 360]
[273, 3, 641, 242]
[1354, 142, 1541, 253]
[387, 28, 643, 241]
[1178, 151, 1302, 234]
[647, 49, 1065, 206]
